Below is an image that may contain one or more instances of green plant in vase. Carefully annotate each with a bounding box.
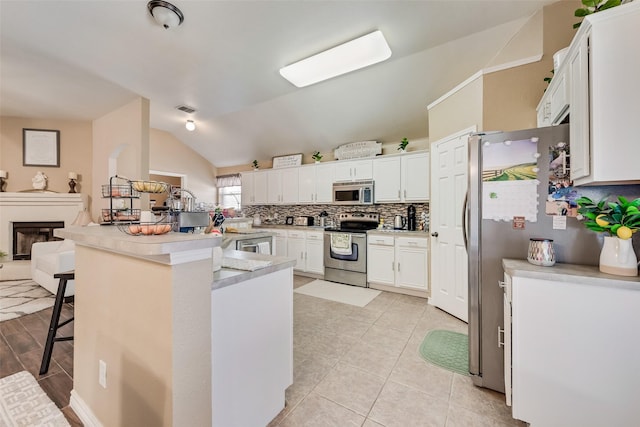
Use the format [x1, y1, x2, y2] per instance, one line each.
[312, 151, 323, 163]
[398, 138, 409, 152]
[576, 196, 640, 239]
[252, 160, 259, 170]
[574, 0, 621, 29]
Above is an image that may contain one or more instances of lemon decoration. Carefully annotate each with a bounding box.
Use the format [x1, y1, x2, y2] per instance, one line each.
[595, 214, 609, 227]
[617, 226, 632, 240]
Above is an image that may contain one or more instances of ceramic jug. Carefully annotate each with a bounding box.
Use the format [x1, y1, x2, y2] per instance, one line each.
[600, 236, 638, 276]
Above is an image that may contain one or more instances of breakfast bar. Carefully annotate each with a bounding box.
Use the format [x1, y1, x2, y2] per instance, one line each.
[54, 226, 295, 426]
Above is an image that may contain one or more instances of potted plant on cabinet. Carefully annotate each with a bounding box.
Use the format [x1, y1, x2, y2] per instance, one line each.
[577, 196, 640, 276]
[252, 160, 259, 170]
[574, 0, 621, 29]
[312, 151, 323, 163]
[398, 138, 409, 153]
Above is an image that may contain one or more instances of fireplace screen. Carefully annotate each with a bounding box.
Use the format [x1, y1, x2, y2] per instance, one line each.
[12, 221, 64, 260]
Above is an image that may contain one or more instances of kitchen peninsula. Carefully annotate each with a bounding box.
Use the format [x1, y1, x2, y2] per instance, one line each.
[54, 226, 295, 427]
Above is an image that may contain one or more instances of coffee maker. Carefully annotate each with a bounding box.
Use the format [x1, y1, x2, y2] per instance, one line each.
[407, 205, 417, 231]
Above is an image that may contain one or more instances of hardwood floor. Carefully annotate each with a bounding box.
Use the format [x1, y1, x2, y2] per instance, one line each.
[0, 302, 82, 426]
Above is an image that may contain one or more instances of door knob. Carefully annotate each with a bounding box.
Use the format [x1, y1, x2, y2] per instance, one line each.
[431, 232, 439, 237]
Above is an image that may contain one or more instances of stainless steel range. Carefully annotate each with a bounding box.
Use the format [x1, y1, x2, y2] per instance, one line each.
[324, 212, 379, 287]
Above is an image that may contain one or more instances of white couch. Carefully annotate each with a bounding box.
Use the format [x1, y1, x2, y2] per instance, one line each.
[31, 240, 75, 297]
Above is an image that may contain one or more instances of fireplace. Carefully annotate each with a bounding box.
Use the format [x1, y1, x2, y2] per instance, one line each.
[0, 192, 86, 261]
[12, 221, 64, 260]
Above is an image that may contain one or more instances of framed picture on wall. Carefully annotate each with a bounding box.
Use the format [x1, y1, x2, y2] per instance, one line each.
[23, 128, 60, 167]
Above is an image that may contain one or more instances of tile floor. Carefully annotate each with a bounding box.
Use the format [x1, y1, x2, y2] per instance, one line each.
[269, 275, 525, 427]
[0, 275, 523, 427]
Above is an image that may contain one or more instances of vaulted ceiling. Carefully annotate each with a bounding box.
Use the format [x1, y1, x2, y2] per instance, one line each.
[0, 1, 555, 167]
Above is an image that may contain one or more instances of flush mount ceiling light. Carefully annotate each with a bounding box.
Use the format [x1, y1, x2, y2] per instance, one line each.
[279, 30, 392, 88]
[185, 120, 196, 131]
[147, 0, 184, 29]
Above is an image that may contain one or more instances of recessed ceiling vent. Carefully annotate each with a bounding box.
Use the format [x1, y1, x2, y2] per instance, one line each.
[175, 105, 196, 114]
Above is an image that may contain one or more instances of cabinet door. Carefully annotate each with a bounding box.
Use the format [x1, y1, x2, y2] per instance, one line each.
[569, 34, 590, 182]
[253, 171, 269, 205]
[281, 168, 299, 204]
[549, 70, 569, 124]
[240, 172, 254, 206]
[315, 163, 334, 203]
[287, 237, 305, 271]
[267, 170, 282, 204]
[334, 161, 354, 182]
[298, 166, 315, 204]
[395, 238, 428, 291]
[373, 157, 401, 203]
[367, 239, 395, 286]
[305, 232, 324, 274]
[402, 152, 430, 201]
[352, 159, 373, 180]
[536, 97, 551, 128]
[503, 273, 512, 407]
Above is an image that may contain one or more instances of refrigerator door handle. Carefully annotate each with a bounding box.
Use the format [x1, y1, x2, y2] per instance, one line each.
[462, 190, 469, 252]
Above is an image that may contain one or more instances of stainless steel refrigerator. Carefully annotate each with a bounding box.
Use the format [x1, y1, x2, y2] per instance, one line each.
[466, 124, 640, 393]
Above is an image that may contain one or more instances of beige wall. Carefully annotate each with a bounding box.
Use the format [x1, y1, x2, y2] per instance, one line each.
[428, 0, 581, 142]
[216, 137, 431, 177]
[149, 129, 217, 205]
[428, 76, 483, 143]
[92, 98, 150, 221]
[0, 117, 92, 194]
[74, 246, 212, 426]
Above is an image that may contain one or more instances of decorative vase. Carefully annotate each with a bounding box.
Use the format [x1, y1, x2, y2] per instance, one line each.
[314, 160, 320, 164]
[600, 236, 638, 277]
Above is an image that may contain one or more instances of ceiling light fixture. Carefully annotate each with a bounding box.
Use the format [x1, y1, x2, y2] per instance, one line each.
[147, 0, 184, 29]
[185, 120, 196, 131]
[279, 30, 392, 88]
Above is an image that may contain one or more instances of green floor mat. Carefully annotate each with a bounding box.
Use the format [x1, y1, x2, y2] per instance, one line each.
[419, 330, 469, 376]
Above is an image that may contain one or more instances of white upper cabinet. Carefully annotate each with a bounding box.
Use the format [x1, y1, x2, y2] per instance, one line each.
[539, 2, 640, 185]
[240, 170, 268, 205]
[299, 163, 334, 204]
[373, 152, 430, 203]
[334, 159, 373, 182]
[372, 156, 402, 202]
[573, 3, 640, 185]
[402, 152, 430, 201]
[268, 168, 299, 204]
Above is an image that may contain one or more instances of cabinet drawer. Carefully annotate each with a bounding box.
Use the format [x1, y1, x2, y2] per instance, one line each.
[287, 230, 306, 239]
[306, 231, 323, 241]
[396, 237, 428, 248]
[368, 235, 394, 246]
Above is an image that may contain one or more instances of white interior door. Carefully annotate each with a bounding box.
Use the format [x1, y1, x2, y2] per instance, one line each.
[429, 127, 474, 322]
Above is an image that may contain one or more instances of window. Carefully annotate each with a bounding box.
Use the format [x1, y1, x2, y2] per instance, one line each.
[216, 174, 241, 210]
[218, 185, 241, 210]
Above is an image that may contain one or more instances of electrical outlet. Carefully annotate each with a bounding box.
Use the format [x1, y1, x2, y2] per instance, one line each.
[99, 360, 107, 389]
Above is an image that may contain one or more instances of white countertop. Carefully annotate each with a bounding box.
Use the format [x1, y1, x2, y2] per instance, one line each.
[213, 250, 296, 290]
[55, 225, 221, 265]
[503, 258, 640, 290]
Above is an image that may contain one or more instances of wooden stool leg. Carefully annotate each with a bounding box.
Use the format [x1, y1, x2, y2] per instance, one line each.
[40, 275, 71, 375]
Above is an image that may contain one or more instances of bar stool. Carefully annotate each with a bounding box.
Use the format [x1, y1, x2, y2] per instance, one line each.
[40, 271, 74, 375]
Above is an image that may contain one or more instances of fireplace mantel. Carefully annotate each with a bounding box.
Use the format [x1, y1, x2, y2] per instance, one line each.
[0, 192, 87, 260]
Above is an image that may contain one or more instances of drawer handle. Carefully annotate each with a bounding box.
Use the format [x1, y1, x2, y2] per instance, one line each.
[498, 281, 506, 289]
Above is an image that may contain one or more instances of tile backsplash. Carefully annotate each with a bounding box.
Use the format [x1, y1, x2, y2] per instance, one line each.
[242, 202, 429, 230]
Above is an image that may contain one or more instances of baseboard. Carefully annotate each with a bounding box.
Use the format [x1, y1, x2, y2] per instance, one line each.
[368, 282, 429, 299]
[70, 389, 103, 427]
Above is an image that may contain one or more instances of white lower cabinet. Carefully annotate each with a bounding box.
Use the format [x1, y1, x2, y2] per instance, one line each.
[287, 230, 323, 274]
[262, 229, 287, 257]
[506, 265, 640, 426]
[367, 234, 429, 292]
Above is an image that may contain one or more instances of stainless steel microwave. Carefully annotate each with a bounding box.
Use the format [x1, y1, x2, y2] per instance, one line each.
[332, 180, 374, 205]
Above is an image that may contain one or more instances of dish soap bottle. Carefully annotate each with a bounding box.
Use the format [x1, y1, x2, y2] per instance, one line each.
[378, 218, 384, 229]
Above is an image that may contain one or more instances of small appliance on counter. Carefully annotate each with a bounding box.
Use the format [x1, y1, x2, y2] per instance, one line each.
[294, 216, 314, 226]
[285, 216, 294, 225]
[393, 215, 406, 230]
[407, 205, 417, 231]
[319, 211, 329, 227]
